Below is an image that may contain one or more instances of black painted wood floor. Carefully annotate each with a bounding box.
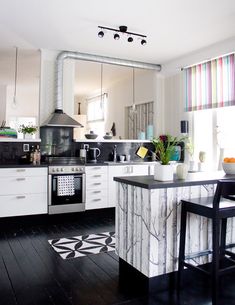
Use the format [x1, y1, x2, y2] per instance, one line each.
[0, 209, 235, 305]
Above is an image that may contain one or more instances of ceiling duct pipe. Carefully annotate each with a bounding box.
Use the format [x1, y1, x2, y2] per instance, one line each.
[42, 51, 161, 127]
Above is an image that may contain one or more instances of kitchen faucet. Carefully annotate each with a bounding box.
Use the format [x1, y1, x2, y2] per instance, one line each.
[113, 145, 117, 162]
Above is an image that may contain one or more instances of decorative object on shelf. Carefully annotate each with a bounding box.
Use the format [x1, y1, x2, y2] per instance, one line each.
[152, 134, 185, 181]
[198, 151, 206, 171]
[185, 136, 195, 171]
[103, 132, 112, 140]
[77, 102, 81, 115]
[0, 120, 17, 138]
[111, 122, 116, 136]
[176, 163, 188, 179]
[147, 124, 154, 140]
[18, 124, 38, 139]
[98, 25, 147, 46]
[138, 131, 145, 140]
[85, 131, 98, 139]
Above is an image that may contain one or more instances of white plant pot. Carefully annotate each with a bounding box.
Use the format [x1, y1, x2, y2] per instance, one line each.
[23, 133, 33, 139]
[154, 163, 174, 181]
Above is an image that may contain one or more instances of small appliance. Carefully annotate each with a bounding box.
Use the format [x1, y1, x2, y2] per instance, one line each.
[88, 147, 101, 163]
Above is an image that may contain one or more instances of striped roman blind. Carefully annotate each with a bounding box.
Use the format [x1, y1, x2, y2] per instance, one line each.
[185, 53, 235, 111]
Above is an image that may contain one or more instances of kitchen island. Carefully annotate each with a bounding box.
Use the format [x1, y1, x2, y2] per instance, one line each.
[114, 172, 235, 289]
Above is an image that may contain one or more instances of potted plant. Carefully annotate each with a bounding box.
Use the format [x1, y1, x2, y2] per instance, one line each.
[18, 124, 38, 139]
[152, 135, 184, 181]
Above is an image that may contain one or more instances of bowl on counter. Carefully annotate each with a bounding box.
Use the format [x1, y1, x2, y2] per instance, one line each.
[85, 131, 98, 140]
[103, 132, 112, 140]
[222, 162, 235, 175]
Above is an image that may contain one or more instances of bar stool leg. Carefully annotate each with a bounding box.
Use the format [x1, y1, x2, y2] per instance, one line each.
[178, 202, 187, 289]
[212, 216, 220, 305]
[220, 218, 227, 257]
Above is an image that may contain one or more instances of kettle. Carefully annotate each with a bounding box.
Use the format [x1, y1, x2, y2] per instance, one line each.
[88, 147, 101, 163]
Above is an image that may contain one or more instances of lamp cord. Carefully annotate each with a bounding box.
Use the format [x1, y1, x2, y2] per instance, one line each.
[132, 67, 135, 110]
[100, 63, 103, 106]
[13, 47, 18, 103]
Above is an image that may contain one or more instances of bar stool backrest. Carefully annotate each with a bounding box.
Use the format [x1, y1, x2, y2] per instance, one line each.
[213, 179, 235, 211]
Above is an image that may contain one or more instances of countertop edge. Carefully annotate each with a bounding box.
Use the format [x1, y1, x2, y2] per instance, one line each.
[113, 172, 234, 189]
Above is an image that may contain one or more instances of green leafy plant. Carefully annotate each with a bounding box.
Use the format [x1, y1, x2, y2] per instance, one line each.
[18, 124, 38, 135]
[152, 135, 185, 165]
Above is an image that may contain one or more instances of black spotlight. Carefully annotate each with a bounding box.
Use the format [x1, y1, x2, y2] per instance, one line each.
[114, 33, 120, 40]
[98, 31, 104, 38]
[128, 37, 133, 42]
[141, 39, 147, 46]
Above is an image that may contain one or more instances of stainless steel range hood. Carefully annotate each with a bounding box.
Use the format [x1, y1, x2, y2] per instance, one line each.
[42, 109, 83, 128]
[42, 51, 161, 128]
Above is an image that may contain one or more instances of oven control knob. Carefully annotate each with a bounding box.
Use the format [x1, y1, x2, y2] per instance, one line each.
[71, 167, 74, 171]
[75, 167, 79, 171]
[56, 168, 60, 172]
[61, 168, 64, 172]
[52, 168, 55, 173]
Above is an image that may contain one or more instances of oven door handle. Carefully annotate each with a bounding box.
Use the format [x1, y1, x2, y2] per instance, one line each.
[82, 173, 86, 203]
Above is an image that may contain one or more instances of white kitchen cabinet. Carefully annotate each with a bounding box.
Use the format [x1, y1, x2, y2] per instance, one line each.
[0, 167, 47, 217]
[85, 166, 108, 210]
[108, 164, 149, 207]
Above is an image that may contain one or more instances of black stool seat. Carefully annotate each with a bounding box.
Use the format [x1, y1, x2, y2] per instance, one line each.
[178, 179, 235, 305]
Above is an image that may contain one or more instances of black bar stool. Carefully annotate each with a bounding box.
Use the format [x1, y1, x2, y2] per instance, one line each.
[178, 179, 235, 304]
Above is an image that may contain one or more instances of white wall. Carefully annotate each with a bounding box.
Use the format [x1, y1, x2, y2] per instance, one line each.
[0, 85, 7, 124]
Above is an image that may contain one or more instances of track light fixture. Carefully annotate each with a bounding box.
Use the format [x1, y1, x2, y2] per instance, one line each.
[141, 39, 147, 46]
[98, 25, 147, 45]
[98, 30, 104, 38]
[114, 33, 120, 40]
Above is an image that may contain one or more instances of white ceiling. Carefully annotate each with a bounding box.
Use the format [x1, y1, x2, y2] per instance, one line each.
[0, 0, 235, 65]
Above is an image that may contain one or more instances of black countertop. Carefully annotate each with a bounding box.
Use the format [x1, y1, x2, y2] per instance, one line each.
[0, 163, 48, 168]
[114, 171, 235, 189]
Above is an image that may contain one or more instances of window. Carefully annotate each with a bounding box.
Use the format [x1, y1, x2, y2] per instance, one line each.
[185, 53, 235, 169]
[86, 93, 107, 137]
[126, 101, 154, 139]
[193, 107, 235, 170]
[87, 93, 107, 122]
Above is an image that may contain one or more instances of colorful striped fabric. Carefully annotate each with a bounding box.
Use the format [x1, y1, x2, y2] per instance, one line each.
[184, 53, 235, 111]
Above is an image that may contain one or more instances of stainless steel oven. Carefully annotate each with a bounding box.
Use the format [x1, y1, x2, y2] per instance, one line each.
[48, 158, 85, 214]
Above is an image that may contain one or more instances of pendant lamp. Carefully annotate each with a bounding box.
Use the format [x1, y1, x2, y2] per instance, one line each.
[130, 68, 137, 115]
[13, 47, 18, 106]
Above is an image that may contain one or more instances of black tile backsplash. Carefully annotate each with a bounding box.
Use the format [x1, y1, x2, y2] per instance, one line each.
[0, 126, 184, 165]
[0, 141, 41, 164]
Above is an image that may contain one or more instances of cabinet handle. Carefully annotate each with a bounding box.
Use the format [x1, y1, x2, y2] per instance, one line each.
[93, 175, 101, 177]
[93, 183, 101, 185]
[16, 195, 26, 199]
[16, 178, 26, 181]
[93, 167, 102, 170]
[92, 198, 101, 202]
[16, 169, 26, 172]
[93, 190, 101, 194]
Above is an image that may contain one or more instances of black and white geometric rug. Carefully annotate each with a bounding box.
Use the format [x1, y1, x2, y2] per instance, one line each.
[48, 231, 115, 259]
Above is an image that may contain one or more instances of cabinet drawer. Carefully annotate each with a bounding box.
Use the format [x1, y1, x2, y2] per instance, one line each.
[0, 167, 47, 177]
[0, 193, 47, 218]
[86, 188, 108, 200]
[0, 176, 47, 195]
[86, 196, 108, 210]
[86, 179, 107, 190]
[86, 166, 107, 176]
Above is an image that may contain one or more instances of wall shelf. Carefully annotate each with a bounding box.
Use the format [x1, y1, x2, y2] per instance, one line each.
[73, 139, 151, 143]
[0, 138, 41, 142]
